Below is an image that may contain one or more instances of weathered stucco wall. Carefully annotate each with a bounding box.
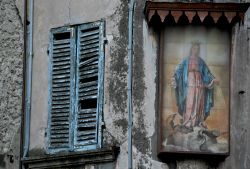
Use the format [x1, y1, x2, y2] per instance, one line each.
[29, 0, 163, 168]
[29, 0, 250, 169]
[29, 0, 127, 154]
[0, 0, 23, 168]
[1, 0, 250, 169]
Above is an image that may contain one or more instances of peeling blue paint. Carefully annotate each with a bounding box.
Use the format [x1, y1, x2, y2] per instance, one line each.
[47, 20, 105, 154]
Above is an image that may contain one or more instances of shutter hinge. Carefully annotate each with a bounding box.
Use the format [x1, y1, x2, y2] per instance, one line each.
[103, 37, 108, 44]
[101, 121, 106, 129]
[47, 45, 50, 55]
[45, 128, 48, 137]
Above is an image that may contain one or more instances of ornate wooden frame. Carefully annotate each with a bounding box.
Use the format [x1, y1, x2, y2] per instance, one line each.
[145, 2, 249, 25]
[144, 1, 250, 159]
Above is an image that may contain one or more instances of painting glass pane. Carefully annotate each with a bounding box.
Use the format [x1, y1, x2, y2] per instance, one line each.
[161, 25, 229, 154]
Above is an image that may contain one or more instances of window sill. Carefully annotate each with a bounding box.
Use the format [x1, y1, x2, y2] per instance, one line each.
[22, 146, 120, 169]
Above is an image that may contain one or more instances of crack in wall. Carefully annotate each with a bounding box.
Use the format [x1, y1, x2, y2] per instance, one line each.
[68, 0, 72, 24]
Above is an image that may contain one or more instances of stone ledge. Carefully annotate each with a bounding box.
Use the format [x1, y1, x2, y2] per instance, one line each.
[22, 147, 120, 169]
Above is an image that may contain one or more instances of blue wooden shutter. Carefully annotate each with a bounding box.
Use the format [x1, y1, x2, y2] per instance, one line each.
[74, 21, 104, 149]
[48, 27, 76, 151]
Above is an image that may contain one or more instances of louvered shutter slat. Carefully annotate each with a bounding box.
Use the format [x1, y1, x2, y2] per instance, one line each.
[81, 43, 99, 50]
[48, 28, 74, 150]
[51, 104, 70, 109]
[53, 53, 71, 58]
[53, 43, 71, 49]
[80, 29, 99, 37]
[52, 87, 70, 92]
[48, 22, 104, 152]
[52, 81, 70, 87]
[53, 48, 71, 54]
[51, 116, 69, 121]
[79, 95, 97, 101]
[80, 39, 99, 46]
[52, 64, 71, 70]
[80, 62, 98, 68]
[79, 90, 98, 97]
[80, 34, 99, 42]
[52, 69, 70, 75]
[79, 108, 96, 114]
[51, 113, 69, 118]
[80, 51, 99, 59]
[79, 85, 97, 92]
[53, 57, 70, 62]
[81, 63, 98, 69]
[79, 69, 98, 75]
[53, 39, 70, 45]
[79, 72, 98, 80]
[51, 129, 69, 134]
[53, 60, 71, 66]
[81, 48, 99, 55]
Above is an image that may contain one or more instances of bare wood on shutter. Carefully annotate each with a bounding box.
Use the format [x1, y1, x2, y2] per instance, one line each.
[47, 21, 105, 153]
[74, 21, 104, 149]
[48, 28, 75, 150]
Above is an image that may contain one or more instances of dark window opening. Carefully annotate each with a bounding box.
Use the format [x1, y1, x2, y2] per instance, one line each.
[80, 98, 97, 109]
[80, 75, 98, 84]
[78, 126, 96, 132]
[54, 32, 70, 40]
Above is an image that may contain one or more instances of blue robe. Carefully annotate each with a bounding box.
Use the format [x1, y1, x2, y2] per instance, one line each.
[174, 57, 214, 120]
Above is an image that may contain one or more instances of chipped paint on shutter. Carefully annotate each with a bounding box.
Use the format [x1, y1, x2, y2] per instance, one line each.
[47, 27, 76, 152]
[74, 21, 105, 150]
[47, 21, 105, 153]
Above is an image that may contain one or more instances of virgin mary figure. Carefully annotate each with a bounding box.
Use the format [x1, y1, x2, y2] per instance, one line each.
[173, 42, 219, 130]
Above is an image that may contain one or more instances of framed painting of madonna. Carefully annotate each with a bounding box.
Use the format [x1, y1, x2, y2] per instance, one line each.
[158, 25, 230, 155]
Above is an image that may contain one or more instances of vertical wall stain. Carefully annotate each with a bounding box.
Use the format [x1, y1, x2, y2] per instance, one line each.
[108, 0, 128, 117]
[132, 0, 149, 156]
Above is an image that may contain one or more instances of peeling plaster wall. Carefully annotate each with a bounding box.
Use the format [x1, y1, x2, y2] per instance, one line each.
[0, 0, 23, 168]
[0, 0, 249, 169]
[29, 0, 250, 169]
[29, 0, 131, 156]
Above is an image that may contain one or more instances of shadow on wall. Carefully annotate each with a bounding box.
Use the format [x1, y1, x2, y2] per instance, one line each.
[158, 152, 227, 169]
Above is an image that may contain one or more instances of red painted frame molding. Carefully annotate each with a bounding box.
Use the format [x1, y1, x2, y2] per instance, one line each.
[144, 1, 250, 24]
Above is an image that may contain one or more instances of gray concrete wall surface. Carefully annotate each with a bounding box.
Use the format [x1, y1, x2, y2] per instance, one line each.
[0, 0, 24, 169]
